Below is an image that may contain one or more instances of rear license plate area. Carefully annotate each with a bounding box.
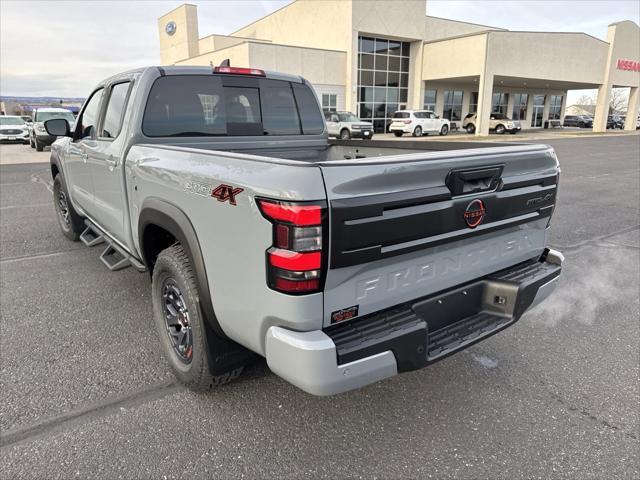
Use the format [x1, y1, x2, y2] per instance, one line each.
[412, 281, 485, 332]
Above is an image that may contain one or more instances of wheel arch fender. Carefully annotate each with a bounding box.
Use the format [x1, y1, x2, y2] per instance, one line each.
[138, 198, 223, 338]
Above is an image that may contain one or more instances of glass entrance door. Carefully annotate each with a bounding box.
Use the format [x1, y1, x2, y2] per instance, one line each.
[531, 95, 545, 127]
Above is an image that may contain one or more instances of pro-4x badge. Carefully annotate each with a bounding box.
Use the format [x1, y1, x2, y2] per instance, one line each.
[211, 184, 243, 205]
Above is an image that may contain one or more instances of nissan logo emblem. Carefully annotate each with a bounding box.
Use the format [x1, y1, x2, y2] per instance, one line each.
[463, 199, 486, 228]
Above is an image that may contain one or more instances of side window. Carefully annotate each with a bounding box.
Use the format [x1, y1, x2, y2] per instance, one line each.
[101, 82, 131, 139]
[223, 87, 262, 136]
[292, 83, 324, 134]
[426, 112, 434, 119]
[261, 80, 300, 135]
[78, 89, 104, 139]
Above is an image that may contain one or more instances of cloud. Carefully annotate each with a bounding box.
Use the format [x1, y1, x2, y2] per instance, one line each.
[0, 0, 290, 97]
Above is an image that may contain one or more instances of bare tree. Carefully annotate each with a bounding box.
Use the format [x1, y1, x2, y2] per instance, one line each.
[576, 94, 596, 106]
[609, 88, 628, 115]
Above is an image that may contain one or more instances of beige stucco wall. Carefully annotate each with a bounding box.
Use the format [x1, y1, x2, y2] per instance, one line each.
[485, 32, 609, 85]
[422, 34, 488, 80]
[423, 16, 501, 42]
[175, 43, 251, 68]
[158, 4, 199, 64]
[247, 43, 346, 86]
[604, 21, 640, 88]
[231, 0, 352, 51]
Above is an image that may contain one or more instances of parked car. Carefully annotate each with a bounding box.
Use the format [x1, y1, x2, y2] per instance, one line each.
[30, 107, 76, 151]
[610, 115, 625, 129]
[563, 115, 593, 128]
[388, 110, 450, 137]
[637, 115, 640, 129]
[0, 115, 30, 144]
[463, 113, 522, 134]
[45, 65, 562, 396]
[324, 111, 373, 139]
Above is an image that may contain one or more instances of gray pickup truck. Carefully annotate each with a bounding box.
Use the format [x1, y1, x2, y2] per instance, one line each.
[45, 65, 563, 396]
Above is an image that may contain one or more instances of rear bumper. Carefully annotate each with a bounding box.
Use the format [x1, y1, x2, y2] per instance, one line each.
[265, 248, 563, 396]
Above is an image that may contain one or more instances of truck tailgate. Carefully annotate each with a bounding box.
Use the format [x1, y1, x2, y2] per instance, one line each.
[319, 144, 559, 326]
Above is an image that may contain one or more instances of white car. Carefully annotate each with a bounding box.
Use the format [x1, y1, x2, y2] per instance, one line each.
[389, 110, 450, 137]
[324, 111, 374, 139]
[0, 115, 30, 144]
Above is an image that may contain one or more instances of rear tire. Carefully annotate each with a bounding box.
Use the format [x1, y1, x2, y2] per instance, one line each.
[393, 131, 403, 137]
[412, 126, 422, 137]
[53, 174, 84, 241]
[340, 129, 350, 140]
[466, 124, 475, 134]
[152, 244, 244, 390]
[439, 125, 449, 136]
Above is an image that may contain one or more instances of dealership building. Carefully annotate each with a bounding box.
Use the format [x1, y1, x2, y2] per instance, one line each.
[158, 0, 640, 135]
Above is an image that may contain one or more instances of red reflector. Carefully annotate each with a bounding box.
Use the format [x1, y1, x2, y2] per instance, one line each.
[275, 224, 290, 249]
[269, 249, 321, 270]
[274, 277, 319, 292]
[213, 66, 266, 76]
[259, 200, 322, 226]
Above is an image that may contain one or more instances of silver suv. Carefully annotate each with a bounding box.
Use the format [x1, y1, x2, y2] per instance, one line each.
[325, 111, 374, 139]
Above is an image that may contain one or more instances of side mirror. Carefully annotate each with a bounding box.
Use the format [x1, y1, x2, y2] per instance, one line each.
[435, 115, 440, 119]
[44, 118, 70, 137]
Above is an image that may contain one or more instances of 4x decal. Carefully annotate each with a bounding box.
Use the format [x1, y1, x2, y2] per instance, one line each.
[185, 180, 244, 206]
[211, 184, 244, 206]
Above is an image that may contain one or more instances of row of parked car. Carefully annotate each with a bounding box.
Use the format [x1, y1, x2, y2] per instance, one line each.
[563, 114, 629, 129]
[0, 108, 77, 150]
[324, 109, 523, 139]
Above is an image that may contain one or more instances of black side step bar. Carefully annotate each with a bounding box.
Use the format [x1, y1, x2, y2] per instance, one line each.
[81, 221, 146, 272]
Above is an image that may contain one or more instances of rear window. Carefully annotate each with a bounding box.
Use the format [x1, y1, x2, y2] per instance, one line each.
[393, 112, 410, 119]
[142, 75, 324, 137]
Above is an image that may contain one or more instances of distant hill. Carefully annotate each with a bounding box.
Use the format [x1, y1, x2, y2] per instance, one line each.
[0, 96, 86, 102]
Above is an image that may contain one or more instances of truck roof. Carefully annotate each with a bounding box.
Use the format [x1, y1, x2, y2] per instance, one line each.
[99, 65, 306, 87]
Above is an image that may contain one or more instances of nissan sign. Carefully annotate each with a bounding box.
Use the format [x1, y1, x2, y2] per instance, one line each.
[616, 59, 640, 72]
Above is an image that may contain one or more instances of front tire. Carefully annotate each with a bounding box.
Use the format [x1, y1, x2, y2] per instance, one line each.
[340, 129, 350, 140]
[466, 124, 475, 134]
[30, 136, 35, 148]
[53, 174, 84, 241]
[35, 138, 43, 151]
[152, 245, 244, 390]
[495, 124, 506, 134]
[440, 125, 449, 136]
[412, 126, 422, 137]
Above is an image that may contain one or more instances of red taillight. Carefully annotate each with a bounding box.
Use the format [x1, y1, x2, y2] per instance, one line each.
[258, 199, 326, 294]
[403, 120, 412, 124]
[213, 66, 266, 76]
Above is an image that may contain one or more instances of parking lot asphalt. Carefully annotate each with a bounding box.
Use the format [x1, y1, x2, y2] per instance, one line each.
[1, 135, 639, 479]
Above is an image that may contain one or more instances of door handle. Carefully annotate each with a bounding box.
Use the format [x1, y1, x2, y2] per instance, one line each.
[81, 153, 88, 163]
[105, 156, 118, 168]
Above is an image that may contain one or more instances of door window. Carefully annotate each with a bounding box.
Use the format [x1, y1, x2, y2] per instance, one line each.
[101, 82, 131, 139]
[78, 89, 104, 139]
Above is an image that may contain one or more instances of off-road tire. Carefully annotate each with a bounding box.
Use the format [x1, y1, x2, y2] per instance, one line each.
[152, 244, 244, 390]
[53, 174, 84, 241]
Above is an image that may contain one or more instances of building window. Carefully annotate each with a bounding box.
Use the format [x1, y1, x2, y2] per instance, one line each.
[322, 94, 337, 112]
[423, 89, 436, 112]
[549, 95, 563, 120]
[357, 35, 411, 133]
[491, 93, 509, 115]
[443, 90, 463, 121]
[512, 93, 528, 120]
[469, 92, 478, 114]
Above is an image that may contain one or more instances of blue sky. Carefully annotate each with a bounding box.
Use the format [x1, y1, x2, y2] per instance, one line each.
[1, 0, 638, 98]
